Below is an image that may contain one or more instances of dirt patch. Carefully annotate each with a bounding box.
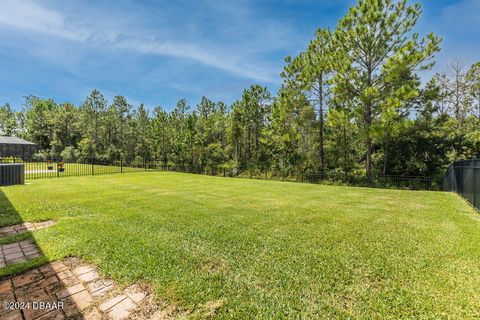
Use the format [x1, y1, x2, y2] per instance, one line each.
[201, 258, 229, 275]
[200, 299, 225, 318]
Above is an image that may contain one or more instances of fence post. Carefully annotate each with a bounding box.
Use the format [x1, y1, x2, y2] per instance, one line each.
[473, 161, 476, 209]
[92, 158, 95, 176]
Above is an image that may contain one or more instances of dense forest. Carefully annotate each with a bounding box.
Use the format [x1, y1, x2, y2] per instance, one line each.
[0, 0, 479, 182]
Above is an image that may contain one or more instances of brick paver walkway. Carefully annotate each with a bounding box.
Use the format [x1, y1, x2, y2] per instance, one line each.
[0, 258, 153, 320]
[0, 241, 41, 268]
[0, 221, 55, 238]
[0, 222, 225, 319]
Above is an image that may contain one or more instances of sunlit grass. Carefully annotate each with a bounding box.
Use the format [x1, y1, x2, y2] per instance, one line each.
[0, 172, 479, 318]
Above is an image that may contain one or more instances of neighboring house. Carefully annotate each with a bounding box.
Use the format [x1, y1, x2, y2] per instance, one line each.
[0, 136, 38, 158]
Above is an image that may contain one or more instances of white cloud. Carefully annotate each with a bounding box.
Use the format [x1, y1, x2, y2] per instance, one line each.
[116, 37, 276, 83]
[0, 0, 279, 83]
[0, 0, 87, 41]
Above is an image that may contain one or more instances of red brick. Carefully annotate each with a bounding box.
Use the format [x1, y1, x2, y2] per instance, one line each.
[5, 257, 27, 265]
[2, 247, 22, 254]
[60, 275, 81, 287]
[73, 265, 95, 276]
[63, 291, 93, 317]
[23, 308, 51, 320]
[4, 252, 24, 260]
[56, 270, 74, 280]
[78, 271, 98, 282]
[40, 262, 67, 276]
[0, 291, 15, 304]
[1, 310, 23, 320]
[16, 287, 51, 302]
[66, 290, 92, 309]
[87, 280, 113, 297]
[56, 283, 86, 299]
[0, 279, 12, 293]
[99, 294, 127, 311]
[42, 275, 60, 286]
[12, 269, 42, 288]
[108, 297, 136, 320]
[34, 310, 65, 320]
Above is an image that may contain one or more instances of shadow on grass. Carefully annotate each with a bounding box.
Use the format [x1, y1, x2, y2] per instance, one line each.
[0, 189, 46, 269]
[0, 188, 87, 319]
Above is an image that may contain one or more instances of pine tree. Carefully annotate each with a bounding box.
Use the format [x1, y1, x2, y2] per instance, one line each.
[332, 0, 440, 181]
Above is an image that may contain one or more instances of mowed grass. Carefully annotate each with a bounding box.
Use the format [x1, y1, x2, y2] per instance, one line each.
[1, 172, 480, 319]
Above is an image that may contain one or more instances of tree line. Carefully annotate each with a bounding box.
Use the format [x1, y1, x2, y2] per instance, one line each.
[0, 0, 479, 182]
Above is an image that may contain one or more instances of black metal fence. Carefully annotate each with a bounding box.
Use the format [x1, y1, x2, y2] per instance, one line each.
[0, 157, 434, 190]
[156, 165, 433, 190]
[0, 158, 147, 180]
[442, 159, 480, 210]
[377, 175, 433, 190]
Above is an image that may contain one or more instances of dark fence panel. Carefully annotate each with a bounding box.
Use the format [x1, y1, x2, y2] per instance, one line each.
[442, 159, 480, 210]
[0, 158, 147, 181]
[155, 164, 432, 190]
[0, 157, 434, 191]
[0, 164, 25, 186]
[476, 169, 480, 209]
[377, 175, 433, 190]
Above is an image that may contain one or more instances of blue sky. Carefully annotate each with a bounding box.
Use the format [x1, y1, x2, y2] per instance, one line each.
[0, 0, 478, 111]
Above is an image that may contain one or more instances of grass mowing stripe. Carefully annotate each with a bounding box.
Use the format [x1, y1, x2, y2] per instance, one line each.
[0, 172, 479, 318]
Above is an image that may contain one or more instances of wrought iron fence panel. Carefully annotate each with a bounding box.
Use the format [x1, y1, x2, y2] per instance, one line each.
[0, 156, 434, 191]
[443, 160, 480, 210]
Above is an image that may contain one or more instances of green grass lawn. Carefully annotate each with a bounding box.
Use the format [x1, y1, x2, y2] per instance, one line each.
[0, 172, 479, 318]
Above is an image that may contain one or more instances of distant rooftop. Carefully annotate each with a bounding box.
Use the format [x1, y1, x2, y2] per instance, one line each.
[0, 136, 37, 145]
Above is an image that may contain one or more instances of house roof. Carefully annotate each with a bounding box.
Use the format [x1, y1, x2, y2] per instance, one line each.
[0, 136, 37, 145]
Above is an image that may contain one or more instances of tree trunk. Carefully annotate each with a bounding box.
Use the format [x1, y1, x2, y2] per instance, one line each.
[343, 124, 348, 180]
[318, 76, 325, 173]
[94, 109, 99, 154]
[365, 102, 372, 183]
[246, 128, 251, 169]
[382, 137, 389, 176]
[366, 136, 372, 182]
[365, 63, 373, 183]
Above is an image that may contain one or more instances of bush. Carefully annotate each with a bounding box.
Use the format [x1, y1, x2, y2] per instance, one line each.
[0, 156, 18, 163]
[32, 151, 49, 162]
[78, 138, 95, 159]
[105, 145, 121, 162]
[133, 156, 144, 166]
[60, 146, 80, 162]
